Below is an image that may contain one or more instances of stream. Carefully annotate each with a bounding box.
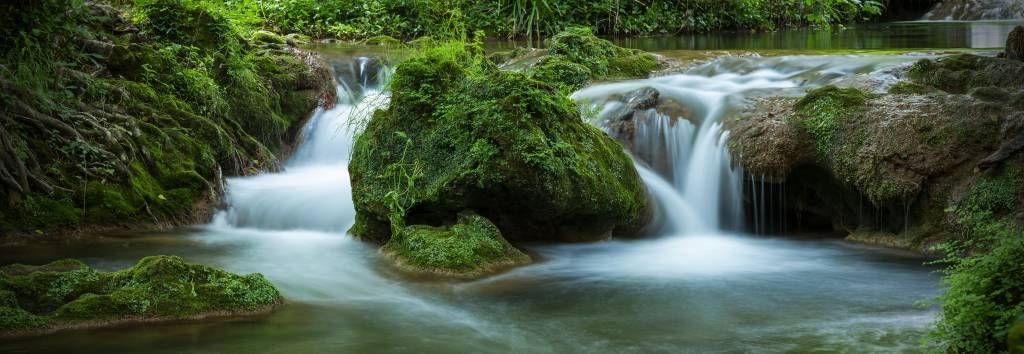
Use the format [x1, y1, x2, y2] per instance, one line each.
[3, 20, 1021, 353]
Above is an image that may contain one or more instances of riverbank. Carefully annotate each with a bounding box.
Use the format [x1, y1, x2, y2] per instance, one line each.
[0, 0, 335, 237]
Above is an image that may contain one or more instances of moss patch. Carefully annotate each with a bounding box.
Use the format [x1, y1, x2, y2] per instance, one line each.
[0, 256, 282, 336]
[907, 54, 1024, 94]
[383, 211, 530, 277]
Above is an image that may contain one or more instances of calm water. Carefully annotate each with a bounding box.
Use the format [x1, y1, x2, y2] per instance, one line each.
[0, 229, 938, 354]
[482, 20, 1024, 52]
[1, 20, 999, 353]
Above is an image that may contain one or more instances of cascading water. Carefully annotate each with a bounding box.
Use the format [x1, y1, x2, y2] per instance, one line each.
[212, 57, 389, 233]
[574, 54, 920, 236]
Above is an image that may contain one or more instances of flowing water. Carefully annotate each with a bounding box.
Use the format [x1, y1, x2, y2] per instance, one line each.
[6, 22, 1009, 353]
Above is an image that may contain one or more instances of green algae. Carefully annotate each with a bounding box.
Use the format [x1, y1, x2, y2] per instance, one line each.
[0, 256, 282, 335]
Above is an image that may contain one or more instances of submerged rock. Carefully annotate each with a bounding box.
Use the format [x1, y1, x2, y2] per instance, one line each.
[349, 42, 648, 253]
[0, 256, 282, 337]
[383, 211, 531, 278]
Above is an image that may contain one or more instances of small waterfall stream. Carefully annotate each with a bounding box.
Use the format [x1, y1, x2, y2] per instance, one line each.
[212, 57, 389, 233]
[574, 55, 918, 236]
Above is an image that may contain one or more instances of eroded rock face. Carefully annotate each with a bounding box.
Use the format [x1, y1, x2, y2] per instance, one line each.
[349, 43, 649, 250]
[0, 256, 282, 337]
[724, 54, 1024, 246]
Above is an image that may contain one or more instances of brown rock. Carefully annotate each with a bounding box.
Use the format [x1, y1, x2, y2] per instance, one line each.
[1008, 25, 1024, 61]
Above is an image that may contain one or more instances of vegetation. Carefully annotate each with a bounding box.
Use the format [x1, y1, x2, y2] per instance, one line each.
[0, 0, 333, 233]
[348, 39, 648, 254]
[249, 0, 886, 40]
[0, 256, 282, 335]
[928, 166, 1024, 353]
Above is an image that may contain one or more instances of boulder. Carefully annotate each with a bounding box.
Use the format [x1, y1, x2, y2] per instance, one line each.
[0, 256, 281, 336]
[383, 211, 531, 278]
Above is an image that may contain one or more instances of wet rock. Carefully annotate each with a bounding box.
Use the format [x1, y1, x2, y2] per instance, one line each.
[1008, 25, 1024, 61]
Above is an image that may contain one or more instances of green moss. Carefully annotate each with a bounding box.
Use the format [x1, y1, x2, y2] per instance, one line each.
[349, 41, 647, 245]
[361, 35, 402, 46]
[791, 85, 872, 167]
[384, 211, 530, 276]
[529, 55, 591, 91]
[251, 30, 286, 45]
[887, 81, 933, 95]
[539, 27, 660, 81]
[0, 256, 282, 335]
[907, 54, 1024, 94]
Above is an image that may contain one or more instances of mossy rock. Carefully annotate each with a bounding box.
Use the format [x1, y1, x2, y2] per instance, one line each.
[907, 54, 1024, 94]
[251, 30, 287, 45]
[349, 42, 648, 244]
[383, 211, 530, 277]
[0, 256, 282, 336]
[543, 27, 660, 80]
[360, 35, 402, 46]
[887, 81, 934, 95]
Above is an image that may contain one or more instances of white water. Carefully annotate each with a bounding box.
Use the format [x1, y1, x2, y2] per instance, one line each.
[214, 58, 389, 233]
[574, 54, 920, 235]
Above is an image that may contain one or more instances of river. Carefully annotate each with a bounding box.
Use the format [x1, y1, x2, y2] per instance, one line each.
[3, 20, 1021, 353]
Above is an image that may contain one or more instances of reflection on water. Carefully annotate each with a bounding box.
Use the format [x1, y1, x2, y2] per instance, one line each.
[0, 229, 939, 354]
[484, 20, 1024, 52]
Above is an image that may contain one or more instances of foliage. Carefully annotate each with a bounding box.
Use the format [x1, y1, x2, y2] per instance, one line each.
[928, 166, 1024, 353]
[0, 256, 281, 333]
[141, 0, 890, 41]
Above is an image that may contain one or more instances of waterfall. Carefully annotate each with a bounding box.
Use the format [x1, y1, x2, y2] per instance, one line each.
[576, 55, 916, 236]
[922, 0, 1024, 20]
[212, 57, 390, 232]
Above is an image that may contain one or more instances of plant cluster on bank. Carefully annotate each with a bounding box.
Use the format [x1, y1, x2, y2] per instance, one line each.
[0, 0, 333, 233]
[150, 0, 888, 40]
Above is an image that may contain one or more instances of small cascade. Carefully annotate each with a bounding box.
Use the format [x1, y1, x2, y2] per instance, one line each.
[575, 55, 916, 236]
[922, 0, 1024, 20]
[213, 57, 390, 232]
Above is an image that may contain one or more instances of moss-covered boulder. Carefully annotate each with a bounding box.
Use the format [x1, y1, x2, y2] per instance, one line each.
[545, 27, 660, 80]
[492, 27, 662, 91]
[0, 256, 281, 337]
[383, 211, 531, 278]
[349, 42, 648, 250]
